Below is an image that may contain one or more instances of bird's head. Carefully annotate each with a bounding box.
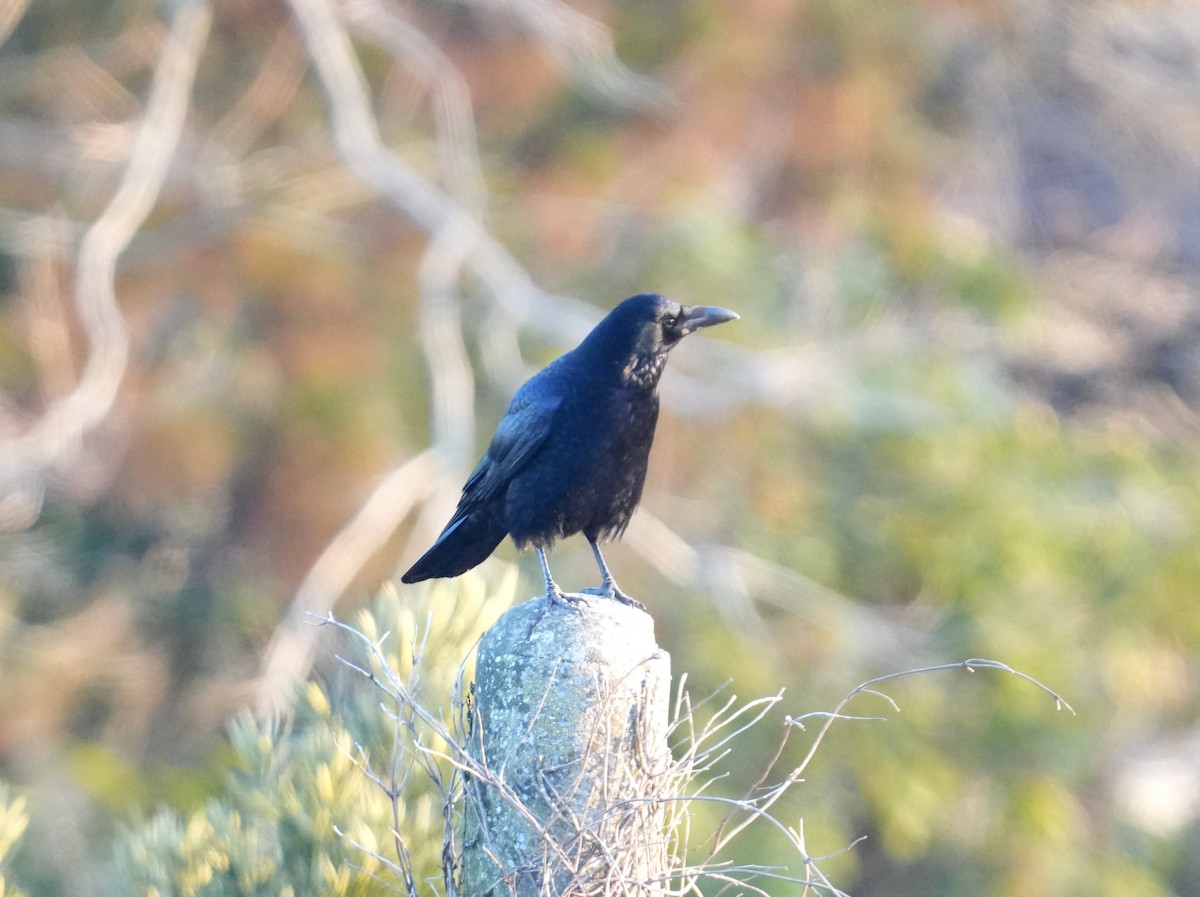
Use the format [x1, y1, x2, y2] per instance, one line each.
[597, 293, 739, 388]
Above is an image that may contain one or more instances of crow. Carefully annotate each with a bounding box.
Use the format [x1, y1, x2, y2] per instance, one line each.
[401, 293, 738, 607]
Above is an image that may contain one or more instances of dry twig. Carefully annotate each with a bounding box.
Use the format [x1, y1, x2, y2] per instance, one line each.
[321, 606, 1074, 897]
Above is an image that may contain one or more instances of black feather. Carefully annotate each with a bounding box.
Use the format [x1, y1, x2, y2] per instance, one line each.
[401, 293, 738, 605]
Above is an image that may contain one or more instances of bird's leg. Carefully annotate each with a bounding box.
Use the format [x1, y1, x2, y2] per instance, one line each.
[586, 539, 645, 610]
[537, 547, 583, 611]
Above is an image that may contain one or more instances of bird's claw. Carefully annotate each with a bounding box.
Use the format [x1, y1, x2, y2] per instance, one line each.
[612, 590, 646, 611]
[581, 583, 646, 611]
[545, 586, 586, 614]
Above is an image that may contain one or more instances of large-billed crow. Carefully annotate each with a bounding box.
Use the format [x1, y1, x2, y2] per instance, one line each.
[401, 293, 738, 607]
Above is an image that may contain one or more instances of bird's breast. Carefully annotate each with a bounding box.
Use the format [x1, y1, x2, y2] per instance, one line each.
[503, 385, 659, 546]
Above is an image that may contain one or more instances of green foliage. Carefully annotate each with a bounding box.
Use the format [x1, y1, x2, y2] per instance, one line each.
[667, 351, 1200, 895]
[3, 1, 1199, 896]
[0, 786, 28, 897]
[115, 720, 389, 897]
[109, 572, 515, 897]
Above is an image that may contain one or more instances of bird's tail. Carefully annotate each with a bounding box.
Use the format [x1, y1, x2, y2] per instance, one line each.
[401, 509, 508, 583]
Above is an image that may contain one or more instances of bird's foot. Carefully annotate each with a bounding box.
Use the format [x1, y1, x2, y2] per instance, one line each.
[545, 584, 586, 614]
[581, 582, 646, 611]
[613, 589, 646, 611]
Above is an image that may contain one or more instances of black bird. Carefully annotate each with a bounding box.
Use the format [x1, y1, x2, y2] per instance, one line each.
[401, 293, 738, 607]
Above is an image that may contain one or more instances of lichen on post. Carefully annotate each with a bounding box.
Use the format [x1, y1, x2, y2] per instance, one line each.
[461, 594, 671, 897]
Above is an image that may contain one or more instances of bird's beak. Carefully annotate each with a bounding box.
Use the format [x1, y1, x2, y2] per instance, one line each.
[678, 305, 740, 335]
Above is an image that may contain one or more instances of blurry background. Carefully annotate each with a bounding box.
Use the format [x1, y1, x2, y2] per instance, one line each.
[1, 0, 1199, 894]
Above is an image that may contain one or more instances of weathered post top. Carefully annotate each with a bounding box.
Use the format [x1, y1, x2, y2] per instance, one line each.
[462, 594, 671, 897]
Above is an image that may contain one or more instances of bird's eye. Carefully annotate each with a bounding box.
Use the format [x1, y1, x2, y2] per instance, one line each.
[663, 314, 679, 329]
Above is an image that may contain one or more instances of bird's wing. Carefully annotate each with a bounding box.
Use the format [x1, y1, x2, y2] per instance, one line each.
[460, 392, 564, 502]
[402, 392, 563, 582]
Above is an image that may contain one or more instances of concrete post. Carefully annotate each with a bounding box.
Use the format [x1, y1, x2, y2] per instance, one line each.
[461, 594, 671, 897]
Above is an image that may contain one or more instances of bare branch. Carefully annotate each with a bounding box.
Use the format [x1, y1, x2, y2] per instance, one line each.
[465, 0, 670, 108]
[324, 603, 1074, 897]
[0, 0, 212, 498]
[256, 450, 443, 718]
[0, 0, 29, 50]
[342, 0, 488, 214]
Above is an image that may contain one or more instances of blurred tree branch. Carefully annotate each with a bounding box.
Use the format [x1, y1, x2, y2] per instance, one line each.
[0, 0, 915, 715]
[0, 0, 212, 510]
[0, 0, 29, 48]
[257, 0, 717, 713]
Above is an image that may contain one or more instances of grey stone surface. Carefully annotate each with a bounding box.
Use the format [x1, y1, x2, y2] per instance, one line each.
[461, 594, 671, 897]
